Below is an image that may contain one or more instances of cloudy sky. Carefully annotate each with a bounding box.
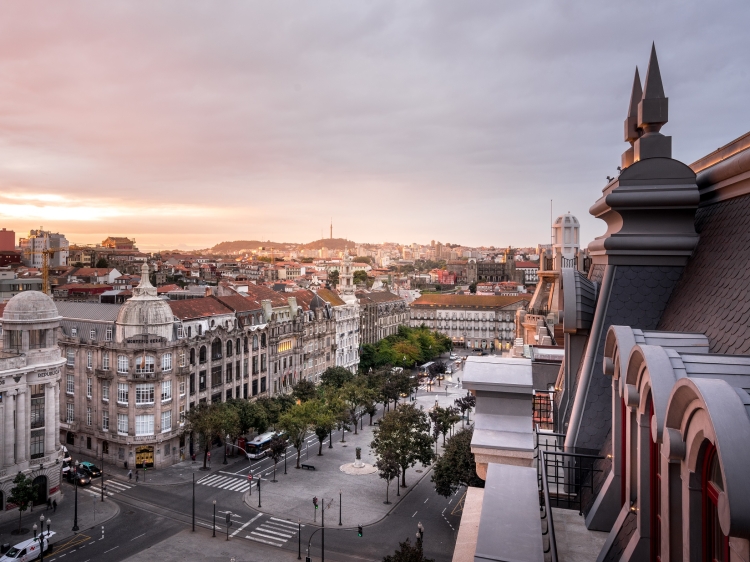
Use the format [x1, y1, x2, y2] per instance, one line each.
[1, 2, 748, 251]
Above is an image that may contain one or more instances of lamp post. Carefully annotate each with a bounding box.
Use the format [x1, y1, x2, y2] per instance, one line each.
[297, 519, 301, 560]
[72, 460, 80, 532]
[338, 490, 342, 526]
[223, 434, 229, 465]
[212, 500, 216, 537]
[416, 522, 424, 551]
[191, 473, 195, 532]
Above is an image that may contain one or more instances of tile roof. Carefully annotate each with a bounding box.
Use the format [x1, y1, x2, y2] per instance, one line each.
[71, 268, 115, 276]
[658, 193, 750, 354]
[515, 261, 540, 269]
[356, 290, 406, 304]
[242, 283, 290, 307]
[55, 301, 123, 321]
[316, 288, 346, 307]
[168, 297, 234, 320]
[411, 294, 531, 308]
[216, 294, 261, 313]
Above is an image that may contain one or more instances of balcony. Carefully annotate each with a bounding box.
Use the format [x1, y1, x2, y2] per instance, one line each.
[94, 368, 114, 380]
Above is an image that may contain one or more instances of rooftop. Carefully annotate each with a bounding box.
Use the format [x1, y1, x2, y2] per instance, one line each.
[411, 293, 531, 308]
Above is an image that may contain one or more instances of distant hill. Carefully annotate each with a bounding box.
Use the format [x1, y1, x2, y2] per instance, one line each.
[208, 240, 294, 254]
[301, 238, 356, 251]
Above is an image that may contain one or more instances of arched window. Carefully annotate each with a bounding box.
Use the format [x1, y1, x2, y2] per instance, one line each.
[236, 338, 240, 355]
[187, 326, 192, 338]
[211, 338, 222, 361]
[135, 355, 155, 375]
[199, 346, 207, 364]
[117, 355, 129, 374]
[198, 325, 203, 336]
[253, 335, 258, 351]
[226, 340, 233, 357]
[261, 334, 266, 348]
[244, 336, 249, 353]
[190, 348, 195, 365]
[703, 442, 728, 561]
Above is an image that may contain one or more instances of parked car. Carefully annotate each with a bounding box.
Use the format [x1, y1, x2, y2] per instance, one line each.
[0, 531, 56, 561]
[79, 462, 102, 478]
[445, 366, 453, 375]
[449, 353, 457, 360]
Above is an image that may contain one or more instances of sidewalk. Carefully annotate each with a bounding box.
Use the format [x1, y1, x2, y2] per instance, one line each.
[72, 441, 250, 487]
[0, 484, 119, 549]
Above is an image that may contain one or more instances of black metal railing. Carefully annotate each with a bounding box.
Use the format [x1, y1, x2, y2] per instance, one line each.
[533, 392, 554, 431]
[540, 450, 559, 562]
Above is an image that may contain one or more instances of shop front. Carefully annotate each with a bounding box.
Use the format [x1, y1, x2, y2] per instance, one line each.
[135, 445, 155, 468]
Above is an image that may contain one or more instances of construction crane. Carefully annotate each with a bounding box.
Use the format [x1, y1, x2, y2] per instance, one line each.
[22, 247, 66, 295]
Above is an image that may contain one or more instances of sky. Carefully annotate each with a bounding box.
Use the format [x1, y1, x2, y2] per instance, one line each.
[1, 2, 749, 252]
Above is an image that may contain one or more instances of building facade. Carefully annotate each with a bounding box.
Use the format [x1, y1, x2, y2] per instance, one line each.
[410, 294, 529, 350]
[0, 292, 65, 511]
[18, 230, 69, 268]
[356, 291, 409, 345]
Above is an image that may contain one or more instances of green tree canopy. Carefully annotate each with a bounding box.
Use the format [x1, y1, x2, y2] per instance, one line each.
[292, 379, 318, 402]
[9, 472, 37, 534]
[95, 257, 109, 268]
[431, 427, 484, 498]
[279, 400, 320, 468]
[382, 539, 435, 562]
[329, 270, 340, 286]
[358, 326, 451, 372]
[353, 256, 372, 264]
[371, 403, 434, 487]
[321, 366, 355, 389]
[353, 270, 369, 285]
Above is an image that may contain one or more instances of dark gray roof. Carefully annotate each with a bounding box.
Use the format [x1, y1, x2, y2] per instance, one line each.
[658, 192, 750, 354]
[55, 301, 122, 322]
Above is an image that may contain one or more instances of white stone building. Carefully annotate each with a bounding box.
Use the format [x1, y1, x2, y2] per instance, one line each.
[0, 291, 65, 510]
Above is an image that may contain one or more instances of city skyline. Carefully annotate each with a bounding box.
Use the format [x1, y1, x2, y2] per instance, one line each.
[1, 2, 749, 251]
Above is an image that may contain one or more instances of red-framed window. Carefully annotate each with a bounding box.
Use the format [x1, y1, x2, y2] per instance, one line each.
[702, 442, 729, 562]
[649, 400, 661, 562]
[621, 396, 627, 506]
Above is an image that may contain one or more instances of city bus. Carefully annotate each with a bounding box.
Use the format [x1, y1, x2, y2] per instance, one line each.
[245, 431, 277, 459]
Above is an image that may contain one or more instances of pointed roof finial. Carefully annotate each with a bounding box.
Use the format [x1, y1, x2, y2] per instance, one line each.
[643, 43, 665, 99]
[624, 67, 643, 145]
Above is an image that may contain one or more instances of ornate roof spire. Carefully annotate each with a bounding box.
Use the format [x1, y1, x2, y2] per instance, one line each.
[132, 262, 157, 298]
[622, 67, 643, 169]
[634, 43, 671, 161]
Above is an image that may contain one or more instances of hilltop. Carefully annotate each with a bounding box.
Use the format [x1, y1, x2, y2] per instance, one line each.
[205, 237, 357, 255]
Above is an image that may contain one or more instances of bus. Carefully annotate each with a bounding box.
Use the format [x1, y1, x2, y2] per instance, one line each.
[245, 431, 277, 459]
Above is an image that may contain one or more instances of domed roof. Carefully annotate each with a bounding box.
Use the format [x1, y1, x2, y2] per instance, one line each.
[115, 263, 174, 342]
[554, 212, 580, 226]
[2, 291, 60, 323]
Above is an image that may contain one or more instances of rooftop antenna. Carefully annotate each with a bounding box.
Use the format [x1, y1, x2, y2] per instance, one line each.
[550, 199, 553, 245]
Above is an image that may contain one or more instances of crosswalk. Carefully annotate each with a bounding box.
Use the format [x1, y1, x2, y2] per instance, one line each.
[246, 517, 302, 547]
[82, 478, 132, 498]
[197, 473, 252, 493]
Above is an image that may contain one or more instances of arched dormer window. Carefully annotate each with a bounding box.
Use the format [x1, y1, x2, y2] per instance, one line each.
[199, 346, 207, 363]
[253, 335, 259, 351]
[226, 340, 233, 357]
[211, 338, 222, 361]
[703, 442, 728, 561]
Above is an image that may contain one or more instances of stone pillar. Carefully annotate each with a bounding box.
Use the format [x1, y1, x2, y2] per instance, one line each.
[54, 382, 60, 448]
[16, 388, 27, 463]
[3, 393, 14, 466]
[45, 382, 56, 455]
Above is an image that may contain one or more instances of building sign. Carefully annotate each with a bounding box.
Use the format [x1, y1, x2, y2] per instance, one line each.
[126, 335, 166, 345]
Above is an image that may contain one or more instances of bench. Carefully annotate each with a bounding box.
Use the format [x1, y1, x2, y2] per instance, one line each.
[300, 464, 316, 471]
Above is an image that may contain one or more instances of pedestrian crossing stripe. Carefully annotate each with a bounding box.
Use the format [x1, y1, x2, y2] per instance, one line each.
[82, 479, 132, 497]
[246, 517, 301, 547]
[197, 474, 251, 492]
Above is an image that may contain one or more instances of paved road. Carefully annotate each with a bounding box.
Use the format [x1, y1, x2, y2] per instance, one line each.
[51, 358, 468, 562]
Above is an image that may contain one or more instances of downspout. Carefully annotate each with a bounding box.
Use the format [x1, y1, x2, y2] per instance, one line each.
[564, 264, 615, 451]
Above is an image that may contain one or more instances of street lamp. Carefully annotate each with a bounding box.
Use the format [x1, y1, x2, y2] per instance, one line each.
[36, 515, 50, 562]
[212, 500, 217, 537]
[223, 434, 229, 465]
[416, 522, 424, 551]
[72, 460, 80, 532]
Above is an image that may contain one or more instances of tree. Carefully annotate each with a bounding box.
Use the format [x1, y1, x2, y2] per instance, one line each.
[431, 427, 484, 498]
[382, 539, 435, 562]
[233, 400, 269, 437]
[278, 400, 319, 468]
[353, 256, 372, 264]
[434, 284, 441, 292]
[183, 403, 222, 468]
[353, 270, 368, 285]
[95, 257, 109, 268]
[321, 366, 354, 389]
[9, 472, 37, 534]
[214, 403, 240, 462]
[329, 270, 340, 286]
[340, 378, 376, 435]
[376, 450, 400, 504]
[371, 403, 434, 488]
[268, 436, 286, 482]
[469, 282, 477, 294]
[313, 405, 337, 455]
[455, 393, 476, 425]
[292, 379, 318, 403]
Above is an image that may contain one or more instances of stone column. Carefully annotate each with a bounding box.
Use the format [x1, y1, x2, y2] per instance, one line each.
[45, 382, 56, 455]
[16, 388, 27, 463]
[3, 393, 14, 466]
[54, 382, 60, 446]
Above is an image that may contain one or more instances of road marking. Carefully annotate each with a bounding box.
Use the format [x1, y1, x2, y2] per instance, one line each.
[255, 527, 292, 538]
[130, 533, 146, 541]
[270, 517, 303, 527]
[103, 546, 119, 554]
[412, 511, 418, 517]
[424, 498, 429, 503]
[246, 535, 278, 546]
[442, 508, 446, 514]
[231, 513, 261, 537]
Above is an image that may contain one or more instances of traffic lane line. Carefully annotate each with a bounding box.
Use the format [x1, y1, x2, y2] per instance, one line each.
[231, 513, 261, 537]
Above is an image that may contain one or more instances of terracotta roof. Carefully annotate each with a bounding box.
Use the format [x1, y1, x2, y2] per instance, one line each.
[287, 290, 318, 311]
[72, 268, 114, 276]
[411, 294, 530, 308]
[216, 294, 261, 313]
[55, 283, 113, 291]
[243, 283, 291, 307]
[515, 261, 539, 269]
[316, 288, 346, 306]
[168, 297, 234, 320]
[156, 284, 182, 293]
[356, 291, 405, 304]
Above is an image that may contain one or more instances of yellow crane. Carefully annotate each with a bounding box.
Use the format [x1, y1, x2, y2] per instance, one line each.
[22, 247, 66, 295]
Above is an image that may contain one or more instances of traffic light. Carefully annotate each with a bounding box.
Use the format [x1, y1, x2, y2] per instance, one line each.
[313, 496, 318, 509]
[357, 524, 363, 537]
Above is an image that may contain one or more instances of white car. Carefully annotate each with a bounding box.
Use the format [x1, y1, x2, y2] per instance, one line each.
[449, 353, 457, 360]
[445, 367, 453, 375]
[0, 532, 55, 562]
